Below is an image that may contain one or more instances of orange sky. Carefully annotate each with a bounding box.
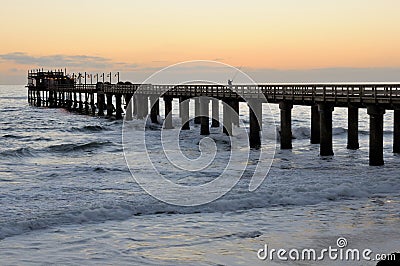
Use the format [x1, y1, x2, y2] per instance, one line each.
[1, 0, 400, 83]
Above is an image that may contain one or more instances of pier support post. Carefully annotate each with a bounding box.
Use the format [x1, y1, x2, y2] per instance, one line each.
[90, 93, 96, 115]
[180, 97, 190, 130]
[194, 98, 201, 124]
[232, 100, 240, 126]
[66, 92, 73, 111]
[55, 91, 59, 107]
[61, 92, 65, 108]
[54, 91, 58, 107]
[150, 96, 159, 124]
[106, 93, 113, 117]
[97, 93, 105, 116]
[137, 95, 148, 119]
[60, 92, 63, 108]
[56, 92, 63, 108]
[36, 91, 41, 107]
[124, 94, 133, 120]
[393, 108, 400, 153]
[249, 99, 262, 149]
[115, 94, 123, 119]
[164, 96, 173, 129]
[223, 100, 233, 136]
[48, 91, 54, 107]
[46, 91, 49, 107]
[132, 95, 138, 116]
[318, 103, 334, 156]
[78, 93, 83, 112]
[56, 91, 60, 108]
[211, 98, 220, 127]
[367, 105, 385, 166]
[73, 92, 77, 110]
[347, 105, 359, 150]
[54, 92, 58, 107]
[55, 92, 59, 107]
[84, 93, 90, 114]
[200, 97, 210, 135]
[279, 101, 293, 149]
[33, 90, 37, 106]
[311, 105, 320, 144]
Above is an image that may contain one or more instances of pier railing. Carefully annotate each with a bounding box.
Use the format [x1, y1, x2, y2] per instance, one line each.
[30, 83, 400, 106]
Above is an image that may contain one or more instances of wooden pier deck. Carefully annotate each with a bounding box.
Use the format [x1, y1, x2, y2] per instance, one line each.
[27, 69, 400, 166]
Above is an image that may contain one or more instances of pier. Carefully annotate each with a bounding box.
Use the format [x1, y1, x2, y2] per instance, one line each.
[27, 69, 400, 166]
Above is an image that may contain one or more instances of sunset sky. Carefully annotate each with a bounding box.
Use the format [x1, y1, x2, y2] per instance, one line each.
[1, 0, 400, 84]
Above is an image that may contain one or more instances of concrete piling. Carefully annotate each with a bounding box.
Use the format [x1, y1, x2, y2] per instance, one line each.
[368, 105, 385, 166]
[347, 106, 359, 150]
[164, 96, 173, 129]
[249, 99, 262, 149]
[279, 101, 293, 149]
[319, 103, 334, 156]
[200, 97, 210, 135]
[150, 96, 159, 124]
[180, 97, 190, 130]
[393, 108, 400, 153]
[211, 98, 220, 127]
[311, 105, 320, 144]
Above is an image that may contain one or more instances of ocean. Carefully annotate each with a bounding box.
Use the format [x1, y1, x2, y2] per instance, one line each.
[0, 85, 399, 265]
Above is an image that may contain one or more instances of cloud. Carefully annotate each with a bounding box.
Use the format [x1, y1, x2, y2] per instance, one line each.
[115, 62, 140, 70]
[0, 52, 139, 70]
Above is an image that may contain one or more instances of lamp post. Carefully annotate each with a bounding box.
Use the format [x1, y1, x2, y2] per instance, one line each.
[87, 73, 92, 84]
[77, 73, 82, 84]
[115, 72, 120, 83]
